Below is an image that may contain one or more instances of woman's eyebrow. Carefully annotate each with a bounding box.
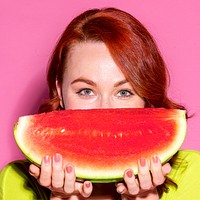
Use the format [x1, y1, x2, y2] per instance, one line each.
[71, 78, 96, 86]
[114, 79, 128, 87]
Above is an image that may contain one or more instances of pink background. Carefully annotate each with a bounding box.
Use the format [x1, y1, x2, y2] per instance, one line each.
[1, 1, 200, 170]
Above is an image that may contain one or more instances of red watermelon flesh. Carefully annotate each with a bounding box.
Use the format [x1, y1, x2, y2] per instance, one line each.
[14, 108, 186, 182]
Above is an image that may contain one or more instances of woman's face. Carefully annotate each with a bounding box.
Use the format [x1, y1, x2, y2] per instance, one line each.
[57, 41, 145, 109]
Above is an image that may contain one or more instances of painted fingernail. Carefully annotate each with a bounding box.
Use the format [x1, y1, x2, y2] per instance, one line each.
[54, 153, 61, 163]
[85, 182, 91, 188]
[126, 170, 133, 178]
[139, 157, 146, 167]
[152, 155, 159, 163]
[43, 155, 50, 165]
[66, 165, 73, 173]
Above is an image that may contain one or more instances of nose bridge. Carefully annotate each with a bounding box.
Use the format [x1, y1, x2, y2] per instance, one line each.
[99, 94, 112, 108]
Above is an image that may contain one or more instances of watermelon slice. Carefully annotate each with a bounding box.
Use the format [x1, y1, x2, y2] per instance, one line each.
[14, 108, 186, 182]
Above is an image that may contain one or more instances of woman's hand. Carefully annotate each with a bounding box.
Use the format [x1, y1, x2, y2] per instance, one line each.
[116, 156, 172, 200]
[29, 154, 93, 200]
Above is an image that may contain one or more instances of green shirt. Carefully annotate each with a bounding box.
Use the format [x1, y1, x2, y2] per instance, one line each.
[161, 150, 200, 200]
[0, 150, 200, 200]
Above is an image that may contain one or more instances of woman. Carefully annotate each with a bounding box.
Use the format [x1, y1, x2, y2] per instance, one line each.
[1, 7, 200, 200]
[28, 7, 200, 199]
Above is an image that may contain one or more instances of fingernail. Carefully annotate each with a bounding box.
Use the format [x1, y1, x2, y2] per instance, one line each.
[118, 187, 125, 194]
[166, 165, 172, 174]
[85, 182, 91, 188]
[139, 157, 146, 167]
[54, 153, 61, 163]
[43, 155, 50, 165]
[66, 165, 73, 173]
[126, 170, 133, 178]
[152, 155, 159, 163]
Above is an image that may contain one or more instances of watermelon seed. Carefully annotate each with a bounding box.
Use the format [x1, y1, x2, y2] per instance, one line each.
[60, 129, 65, 133]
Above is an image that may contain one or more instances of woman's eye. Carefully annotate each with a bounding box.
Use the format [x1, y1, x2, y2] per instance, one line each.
[76, 88, 94, 96]
[117, 90, 133, 97]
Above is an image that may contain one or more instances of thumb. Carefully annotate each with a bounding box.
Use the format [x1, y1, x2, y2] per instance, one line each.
[79, 181, 93, 198]
[29, 164, 40, 178]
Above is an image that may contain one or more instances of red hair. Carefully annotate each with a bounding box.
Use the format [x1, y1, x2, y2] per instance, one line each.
[39, 7, 186, 113]
[39, 7, 186, 196]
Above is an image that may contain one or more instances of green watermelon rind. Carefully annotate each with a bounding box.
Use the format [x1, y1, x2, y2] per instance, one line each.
[14, 109, 187, 183]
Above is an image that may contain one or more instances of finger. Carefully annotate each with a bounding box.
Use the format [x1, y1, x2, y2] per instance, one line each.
[52, 154, 65, 188]
[162, 162, 172, 176]
[116, 182, 127, 195]
[122, 169, 140, 195]
[39, 155, 52, 187]
[29, 164, 40, 178]
[63, 164, 76, 194]
[150, 156, 165, 186]
[79, 181, 93, 198]
[138, 158, 153, 190]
